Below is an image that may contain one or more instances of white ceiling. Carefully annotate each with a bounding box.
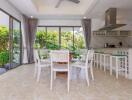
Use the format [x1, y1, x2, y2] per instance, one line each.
[7, 0, 132, 20]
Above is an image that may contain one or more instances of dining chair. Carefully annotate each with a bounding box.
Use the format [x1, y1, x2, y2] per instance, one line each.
[70, 50, 94, 86]
[34, 49, 50, 82]
[50, 50, 70, 92]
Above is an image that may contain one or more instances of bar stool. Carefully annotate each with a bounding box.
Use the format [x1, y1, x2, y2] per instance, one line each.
[94, 53, 100, 68]
[103, 53, 111, 72]
[100, 53, 105, 70]
[110, 54, 127, 79]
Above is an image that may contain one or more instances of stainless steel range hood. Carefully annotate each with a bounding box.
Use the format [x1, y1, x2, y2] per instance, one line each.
[99, 8, 126, 30]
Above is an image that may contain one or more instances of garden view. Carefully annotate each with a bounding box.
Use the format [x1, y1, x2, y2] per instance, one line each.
[35, 27, 85, 58]
[0, 10, 21, 71]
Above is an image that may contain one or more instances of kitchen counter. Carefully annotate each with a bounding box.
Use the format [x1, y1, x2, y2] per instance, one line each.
[94, 48, 132, 79]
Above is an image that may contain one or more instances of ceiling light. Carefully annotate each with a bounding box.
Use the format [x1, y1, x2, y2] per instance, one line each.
[83, 16, 87, 19]
[30, 16, 33, 18]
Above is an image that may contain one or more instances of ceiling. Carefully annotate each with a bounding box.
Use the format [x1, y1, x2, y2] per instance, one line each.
[7, 0, 132, 20]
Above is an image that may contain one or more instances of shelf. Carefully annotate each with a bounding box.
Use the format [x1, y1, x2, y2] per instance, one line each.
[93, 30, 132, 37]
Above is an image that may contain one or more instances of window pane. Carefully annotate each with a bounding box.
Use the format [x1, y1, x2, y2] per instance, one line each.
[61, 27, 73, 50]
[35, 27, 46, 48]
[46, 27, 59, 49]
[12, 19, 21, 67]
[74, 27, 85, 50]
[0, 11, 10, 68]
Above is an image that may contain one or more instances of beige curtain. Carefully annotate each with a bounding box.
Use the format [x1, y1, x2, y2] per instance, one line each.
[81, 19, 91, 49]
[23, 15, 38, 63]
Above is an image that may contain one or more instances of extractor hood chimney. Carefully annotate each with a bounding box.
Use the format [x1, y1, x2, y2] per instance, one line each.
[99, 8, 126, 30]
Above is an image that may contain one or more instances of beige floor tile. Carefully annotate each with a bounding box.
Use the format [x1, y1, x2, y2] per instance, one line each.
[0, 64, 132, 100]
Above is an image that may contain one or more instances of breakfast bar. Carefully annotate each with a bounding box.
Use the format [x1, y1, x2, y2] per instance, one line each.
[94, 48, 132, 79]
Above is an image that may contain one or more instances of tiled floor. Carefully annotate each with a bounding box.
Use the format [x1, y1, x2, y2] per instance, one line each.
[0, 64, 132, 100]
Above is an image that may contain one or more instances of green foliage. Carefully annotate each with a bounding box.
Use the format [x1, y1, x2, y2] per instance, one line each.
[35, 28, 85, 58]
[0, 26, 9, 51]
[0, 51, 9, 66]
[0, 26, 10, 66]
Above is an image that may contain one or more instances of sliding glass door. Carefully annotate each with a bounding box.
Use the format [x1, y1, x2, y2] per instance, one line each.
[0, 10, 10, 69]
[12, 19, 21, 67]
[0, 9, 22, 71]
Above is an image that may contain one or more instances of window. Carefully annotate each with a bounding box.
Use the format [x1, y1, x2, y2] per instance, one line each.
[74, 27, 85, 50]
[0, 10, 10, 68]
[61, 27, 73, 50]
[47, 27, 59, 49]
[12, 19, 21, 67]
[0, 9, 22, 70]
[35, 26, 85, 51]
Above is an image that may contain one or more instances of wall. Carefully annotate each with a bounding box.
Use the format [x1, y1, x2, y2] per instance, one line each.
[0, 0, 22, 20]
[90, 18, 132, 48]
[38, 19, 82, 26]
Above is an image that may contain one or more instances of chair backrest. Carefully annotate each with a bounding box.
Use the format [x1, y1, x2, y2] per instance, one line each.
[39, 49, 49, 59]
[85, 50, 94, 67]
[50, 50, 69, 63]
[34, 49, 40, 64]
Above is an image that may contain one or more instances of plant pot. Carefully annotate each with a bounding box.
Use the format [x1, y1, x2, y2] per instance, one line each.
[0, 68, 6, 75]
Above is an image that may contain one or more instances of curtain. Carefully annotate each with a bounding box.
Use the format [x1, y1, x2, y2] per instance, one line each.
[81, 19, 91, 49]
[23, 15, 38, 64]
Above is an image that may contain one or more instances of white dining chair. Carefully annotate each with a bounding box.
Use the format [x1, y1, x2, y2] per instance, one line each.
[50, 50, 70, 92]
[70, 50, 94, 86]
[34, 49, 50, 82]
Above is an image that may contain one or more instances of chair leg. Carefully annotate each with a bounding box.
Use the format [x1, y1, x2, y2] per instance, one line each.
[90, 64, 94, 80]
[37, 67, 41, 82]
[50, 70, 53, 91]
[54, 72, 56, 80]
[68, 71, 70, 92]
[85, 68, 90, 86]
[34, 64, 37, 78]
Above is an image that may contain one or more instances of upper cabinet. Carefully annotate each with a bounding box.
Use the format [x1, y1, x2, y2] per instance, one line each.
[93, 30, 132, 37]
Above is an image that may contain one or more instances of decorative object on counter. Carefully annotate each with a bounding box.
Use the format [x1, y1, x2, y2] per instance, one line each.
[104, 43, 109, 48]
[118, 42, 123, 47]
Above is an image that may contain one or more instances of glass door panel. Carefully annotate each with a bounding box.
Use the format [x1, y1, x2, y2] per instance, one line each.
[0, 10, 10, 69]
[47, 27, 59, 49]
[12, 19, 21, 67]
[74, 27, 85, 50]
[61, 27, 73, 50]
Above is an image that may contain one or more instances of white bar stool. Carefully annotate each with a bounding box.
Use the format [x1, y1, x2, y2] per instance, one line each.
[110, 55, 127, 79]
[99, 53, 105, 70]
[94, 53, 100, 68]
[103, 53, 111, 72]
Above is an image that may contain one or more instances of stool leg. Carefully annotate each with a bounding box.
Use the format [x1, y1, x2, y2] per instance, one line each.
[104, 55, 106, 72]
[100, 55, 102, 70]
[116, 58, 119, 79]
[125, 57, 127, 78]
[110, 56, 112, 75]
[97, 55, 99, 69]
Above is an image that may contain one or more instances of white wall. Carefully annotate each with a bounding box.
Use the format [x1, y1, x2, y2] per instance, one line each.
[38, 19, 82, 26]
[90, 18, 132, 48]
[0, 0, 22, 20]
